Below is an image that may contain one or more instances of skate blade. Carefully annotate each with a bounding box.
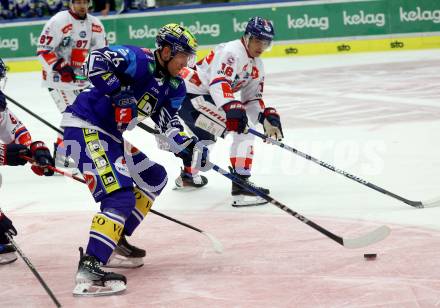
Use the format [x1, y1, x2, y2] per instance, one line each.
[173, 184, 203, 192]
[72, 281, 126, 297]
[0, 252, 18, 265]
[173, 180, 206, 191]
[103, 254, 144, 269]
[232, 195, 269, 207]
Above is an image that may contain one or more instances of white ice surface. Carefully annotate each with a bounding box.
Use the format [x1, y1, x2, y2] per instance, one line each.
[2, 49, 440, 228]
[2, 49, 440, 307]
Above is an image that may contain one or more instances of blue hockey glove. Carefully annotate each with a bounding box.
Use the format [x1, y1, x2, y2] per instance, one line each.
[112, 90, 138, 131]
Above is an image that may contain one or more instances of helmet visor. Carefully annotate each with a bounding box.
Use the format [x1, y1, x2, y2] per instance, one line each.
[245, 34, 274, 53]
[175, 51, 196, 68]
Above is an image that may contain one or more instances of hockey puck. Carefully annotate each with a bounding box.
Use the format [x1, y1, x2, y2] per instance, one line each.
[363, 253, 377, 260]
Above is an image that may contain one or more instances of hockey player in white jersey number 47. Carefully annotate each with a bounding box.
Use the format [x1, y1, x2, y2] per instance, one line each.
[37, 0, 106, 169]
[176, 17, 283, 207]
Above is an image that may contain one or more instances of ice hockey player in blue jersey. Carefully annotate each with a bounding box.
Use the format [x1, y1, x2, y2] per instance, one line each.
[61, 23, 202, 296]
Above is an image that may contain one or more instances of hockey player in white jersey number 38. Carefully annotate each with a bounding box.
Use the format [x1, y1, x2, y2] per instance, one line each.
[37, 0, 106, 168]
[177, 17, 283, 206]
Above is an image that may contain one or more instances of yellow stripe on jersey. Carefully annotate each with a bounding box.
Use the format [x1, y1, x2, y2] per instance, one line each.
[133, 187, 154, 218]
[90, 213, 124, 245]
[82, 128, 121, 194]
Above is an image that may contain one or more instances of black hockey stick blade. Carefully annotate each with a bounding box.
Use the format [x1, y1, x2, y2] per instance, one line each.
[248, 128, 438, 209]
[137, 122, 391, 249]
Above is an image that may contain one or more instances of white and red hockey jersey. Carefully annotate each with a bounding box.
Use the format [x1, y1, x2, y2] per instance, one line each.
[0, 107, 32, 146]
[37, 10, 107, 91]
[180, 38, 266, 114]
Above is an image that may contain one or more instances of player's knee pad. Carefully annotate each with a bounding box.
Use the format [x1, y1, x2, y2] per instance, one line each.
[123, 186, 155, 236]
[89, 211, 125, 251]
[133, 186, 154, 220]
[100, 187, 136, 219]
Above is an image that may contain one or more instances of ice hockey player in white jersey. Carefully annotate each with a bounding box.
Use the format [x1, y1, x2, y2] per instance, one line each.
[37, 0, 106, 168]
[176, 17, 283, 207]
[0, 58, 54, 264]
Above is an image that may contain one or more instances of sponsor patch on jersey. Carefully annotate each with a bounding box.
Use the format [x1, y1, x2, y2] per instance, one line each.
[115, 156, 130, 177]
[92, 24, 103, 33]
[61, 24, 72, 34]
[169, 78, 179, 90]
[221, 83, 234, 98]
[79, 31, 87, 38]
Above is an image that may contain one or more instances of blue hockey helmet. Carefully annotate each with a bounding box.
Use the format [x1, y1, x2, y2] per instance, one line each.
[245, 17, 275, 42]
[156, 23, 198, 56]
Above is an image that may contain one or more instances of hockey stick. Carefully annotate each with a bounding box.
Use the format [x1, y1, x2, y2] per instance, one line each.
[248, 128, 440, 209]
[137, 122, 391, 249]
[21, 156, 223, 254]
[4, 94, 61, 135]
[148, 209, 223, 253]
[2, 94, 223, 252]
[5, 233, 62, 308]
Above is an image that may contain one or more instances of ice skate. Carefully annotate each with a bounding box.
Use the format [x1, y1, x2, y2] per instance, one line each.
[230, 168, 270, 207]
[0, 244, 17, 265]
[73, 247, 127, 296]
[174, 168, 208, 190]
[104, 235, 145, 269]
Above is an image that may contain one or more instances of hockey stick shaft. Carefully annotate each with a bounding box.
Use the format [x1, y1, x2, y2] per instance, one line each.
[4, 94, 63, 135]
[6, 234, 62, 308]
[248, 128, 423, 208]
[137, 122, 389, 248]
[23, 155, 222, 252]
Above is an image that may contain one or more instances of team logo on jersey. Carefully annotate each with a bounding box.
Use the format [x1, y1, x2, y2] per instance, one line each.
[115, 156, 130, 177]
[227, 56, 235, 65]
[61, 36, 71, 47]
[79, 31, 87, 38]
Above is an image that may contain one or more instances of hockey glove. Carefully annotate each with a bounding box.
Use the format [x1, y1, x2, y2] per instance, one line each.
[112, 90, 138, 131]
[222, 101, 248, 134]
[259, 107, 284, 141]
[29, 141, 54, 176]
[0, 143, 29, 166]
[53, 58, 76, 83]
[0, 211, 17, 244]
[166, 130, 208, 168]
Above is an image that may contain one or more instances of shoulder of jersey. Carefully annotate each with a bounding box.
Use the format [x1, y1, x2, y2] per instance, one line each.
[169, 75, 184, 91]
[222, 40, 247, 59]
[51, 10, 69, 22]
[140, 48, 156, 74]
